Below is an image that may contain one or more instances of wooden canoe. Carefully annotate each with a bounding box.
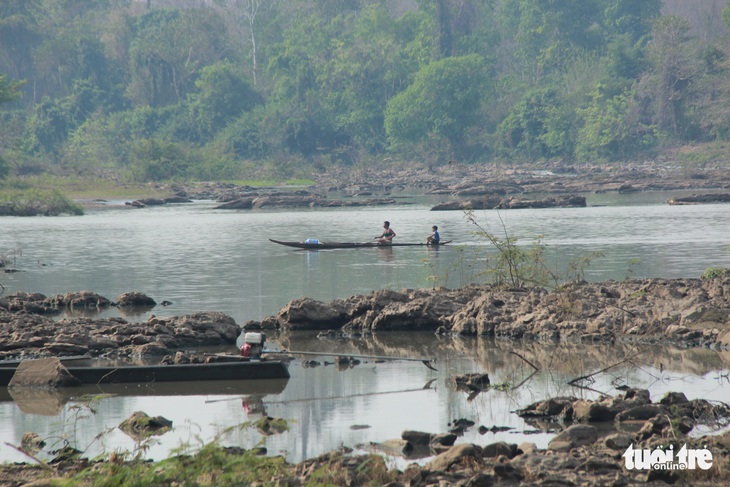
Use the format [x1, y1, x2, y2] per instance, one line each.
[0, 359, 290, 387]
[269, 239, 452, 249]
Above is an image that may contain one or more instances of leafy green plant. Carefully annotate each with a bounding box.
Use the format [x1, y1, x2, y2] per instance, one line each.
[465, 210, 558, 289]
[702, 267, 730, 280]
[624, 258, 641, 280]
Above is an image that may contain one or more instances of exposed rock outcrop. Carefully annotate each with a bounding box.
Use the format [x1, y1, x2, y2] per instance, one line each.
[0, 295, 241, 360]
[245, 277, 730, 347]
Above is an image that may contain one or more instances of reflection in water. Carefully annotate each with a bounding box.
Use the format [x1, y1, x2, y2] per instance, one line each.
[2, 199, 730, 464]
[375, 246, 394, 263]
[1, 334, 728, 465]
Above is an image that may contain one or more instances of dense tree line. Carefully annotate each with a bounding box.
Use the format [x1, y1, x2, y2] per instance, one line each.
[0, 0, 728, 181]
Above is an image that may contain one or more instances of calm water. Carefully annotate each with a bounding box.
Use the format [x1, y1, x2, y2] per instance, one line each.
[1, 191, 730, 464]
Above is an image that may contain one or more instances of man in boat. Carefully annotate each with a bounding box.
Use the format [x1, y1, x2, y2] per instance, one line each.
[427, 225, 440, 245]
[375, 221, 396, 245]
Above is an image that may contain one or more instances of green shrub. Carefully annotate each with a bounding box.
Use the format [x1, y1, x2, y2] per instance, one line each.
[0, 189, 83, 216]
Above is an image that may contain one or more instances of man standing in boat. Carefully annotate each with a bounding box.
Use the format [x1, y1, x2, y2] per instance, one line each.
[375, 221, 396, 245]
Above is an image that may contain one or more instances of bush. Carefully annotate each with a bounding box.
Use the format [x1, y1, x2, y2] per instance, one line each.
[0, 189, 84, 216]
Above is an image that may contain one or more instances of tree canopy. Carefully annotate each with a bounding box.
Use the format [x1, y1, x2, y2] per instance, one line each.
[0, 0, 729, 181]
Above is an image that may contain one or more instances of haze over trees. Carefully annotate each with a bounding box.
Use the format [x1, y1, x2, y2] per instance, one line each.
[0, 0, 729, 181]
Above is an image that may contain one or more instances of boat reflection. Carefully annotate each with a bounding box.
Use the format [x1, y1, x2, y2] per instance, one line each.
[0, 378, 289, 416]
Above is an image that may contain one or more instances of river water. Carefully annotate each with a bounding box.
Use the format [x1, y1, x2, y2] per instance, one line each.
[1, 191, 729, 464]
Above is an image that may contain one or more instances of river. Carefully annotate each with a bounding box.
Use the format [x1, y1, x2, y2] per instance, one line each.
[1, 191, 729, 464]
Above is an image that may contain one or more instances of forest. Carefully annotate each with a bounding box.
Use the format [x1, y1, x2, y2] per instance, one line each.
[1, 0, 729, 182]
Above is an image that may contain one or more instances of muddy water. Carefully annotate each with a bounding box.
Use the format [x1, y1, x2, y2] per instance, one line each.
[1, 193, 730, 463]
[1, 335, 728, 464]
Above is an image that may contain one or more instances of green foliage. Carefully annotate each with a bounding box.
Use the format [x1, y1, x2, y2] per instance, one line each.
[188, 61, 261, 142]
[128, 138, 193, 182]
[460, 210, 606, 289]
[702, 267, 730, 280]
[1, 1, 730, 179]
[385, 53, 489, 158]
[498, 88, 574, 160]
[0, 74, 24, 105]
[0, 188, 83, 216]
[576, 87, 656, 161]
[465, 210, 557, 289]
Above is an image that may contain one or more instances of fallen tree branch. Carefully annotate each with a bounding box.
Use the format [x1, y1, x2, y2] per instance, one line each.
[567, 350, 643, 386]
[510, 351, 539, 371]
[3, 442, 57, 473]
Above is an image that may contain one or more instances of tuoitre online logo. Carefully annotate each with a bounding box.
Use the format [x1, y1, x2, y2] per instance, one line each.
[623, 444, 713, 471]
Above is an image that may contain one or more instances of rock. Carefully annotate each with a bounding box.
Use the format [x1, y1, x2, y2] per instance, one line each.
[451, 373, 490, 392]
[572, 400, 615, 422]
[374, 439, 412, 456]
[401, 430, 432, 446]
[49, 291, 111, 310]
[133, 343, 170, 357]
[116, 292, 156, 308]
[659, 391, 689, 405]
[276, 297, 350, 330]
[425, 443, 480, 472]
[548, 425, 599, 450]
[517, 397, 576, 418]
[430, 433, 457, 447]
[547, 440, 572, 452]
[21, 432, 46, 453]
[481, 441, 515, 459]
[667, 193, 730, 205]
[8, 358, 81, 388]
[119, 411, 172, 439]
[516, 442, 537, 455]
[615, 404, 664, 422]
[637, 415, 671, 440]
[604, 433, 632, 451]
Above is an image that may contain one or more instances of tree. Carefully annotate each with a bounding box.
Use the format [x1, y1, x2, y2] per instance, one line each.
[576, 86, 656, 161]
[497, 87, 574, 160]
[384, 53, 489, 158]
[602, 0, 661, 43]
[187, 61, 261, 142]
[639, 16, 700, 139]
[127, 9, 226, 107]
[499, 0, 604, 80]
[0, 74, 23, 104]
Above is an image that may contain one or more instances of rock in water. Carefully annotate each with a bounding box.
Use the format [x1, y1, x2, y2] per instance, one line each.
[8, 358, 81, 388]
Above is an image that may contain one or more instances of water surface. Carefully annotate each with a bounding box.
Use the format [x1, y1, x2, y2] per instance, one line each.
[1, 192, 730, 464]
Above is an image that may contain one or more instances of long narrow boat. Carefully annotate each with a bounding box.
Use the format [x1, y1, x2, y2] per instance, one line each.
[269, 239, 452, 249]
[0, 359, 290, 387]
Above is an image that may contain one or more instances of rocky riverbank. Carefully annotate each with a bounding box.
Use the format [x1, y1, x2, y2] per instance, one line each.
[3, 386, 730, 485]
[0, 291, 240, 360]
[245, 274, 730, 348]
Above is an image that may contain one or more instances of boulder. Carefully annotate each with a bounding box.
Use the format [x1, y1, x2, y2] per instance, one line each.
[572, 400, 616, 422]
[431, 433, 457, 447]
[481, 441, 515, 459]
[615, 404, 664, 422]
[425, 443, 480, 472]
[604, 434, 632, 451]
[119, 411, 172, 440]
[659, 391, 689, 406]
[8, 358, 81, 388]
[276, 297, 350, 330]
[401, 430, 432, 446]
[116, 292, 156, 308]
[548, 425, 599, 450]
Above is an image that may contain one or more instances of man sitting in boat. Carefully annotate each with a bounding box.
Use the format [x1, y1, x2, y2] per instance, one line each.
[427, 225, 440, 245]
[375, 221, 396, 245]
